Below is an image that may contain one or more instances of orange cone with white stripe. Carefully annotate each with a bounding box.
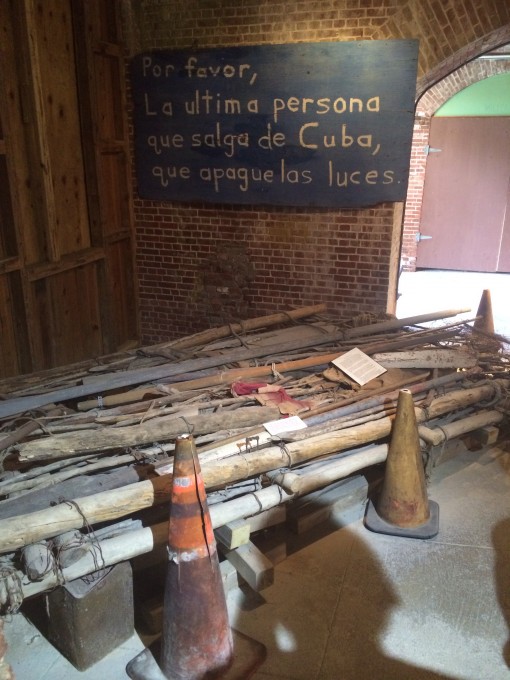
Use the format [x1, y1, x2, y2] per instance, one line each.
[160, 434, 233, 679]
[364, 389, 439, 539]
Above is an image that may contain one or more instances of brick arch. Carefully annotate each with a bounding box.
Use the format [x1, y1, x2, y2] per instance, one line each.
[401, 25, 510, 271]
[416, 24, 510, 102]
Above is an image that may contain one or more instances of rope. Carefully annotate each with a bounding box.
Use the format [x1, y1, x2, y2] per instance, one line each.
[54, 499, 106, 582]
[276, 441, 293, 468]
[0, 562, 23, 615]
[228, 323, 251, 349]
[271, 362, 284, 380]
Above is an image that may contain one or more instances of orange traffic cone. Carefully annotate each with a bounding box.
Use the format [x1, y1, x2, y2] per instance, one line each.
[126, 434, 266, 680]
[160, 433, 233, 679]
[364, 389, 439, 539]
[474, 289, 495, 335]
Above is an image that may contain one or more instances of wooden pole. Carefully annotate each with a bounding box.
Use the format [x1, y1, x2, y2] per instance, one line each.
[418, 409, 504, 446]
[151, 303, 327, 351]
[0, 381, 506, 554]
[16, 406, 279, 462]
[0, 308, 468, 419]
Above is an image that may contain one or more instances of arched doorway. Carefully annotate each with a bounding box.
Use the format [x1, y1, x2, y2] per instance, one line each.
[396, 33, 510, 338]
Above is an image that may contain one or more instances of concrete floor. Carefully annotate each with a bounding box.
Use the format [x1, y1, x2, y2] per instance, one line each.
[228, 443, 510, 680]
[3, 440, 510, 679]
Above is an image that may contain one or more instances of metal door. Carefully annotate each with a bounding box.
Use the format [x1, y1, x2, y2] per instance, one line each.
[417, 117, 510, 272]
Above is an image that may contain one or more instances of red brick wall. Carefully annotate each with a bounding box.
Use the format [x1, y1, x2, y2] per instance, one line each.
[123, 1, 510, 343]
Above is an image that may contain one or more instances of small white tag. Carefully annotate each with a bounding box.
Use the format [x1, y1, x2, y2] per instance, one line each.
[263, 415, 307, 436]
[332, 347, 387, 386]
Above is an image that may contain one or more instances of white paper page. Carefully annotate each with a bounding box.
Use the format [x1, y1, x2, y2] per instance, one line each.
[264, 415, 307, 436]
[332, 347, 387, 386]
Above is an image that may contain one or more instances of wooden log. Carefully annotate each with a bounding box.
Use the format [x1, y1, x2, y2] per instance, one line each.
[0, 381, 505, 554]
[21, 542, 55, 581]
[268, 445, 387, 496]
[418, 409, 504, 446]
[153, 303, 327, 351]
[372, 348, 477, 369]
[16, 406, 279, 461]
[343, 308, 470, 339]
[0, 310, 467, 419]
[195, 369, 456, 464]
[0, 406, 65, 451]
[52, 530, 89, 569]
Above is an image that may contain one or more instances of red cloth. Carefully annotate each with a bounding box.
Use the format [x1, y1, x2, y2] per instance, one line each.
[231, 381, 313, 414]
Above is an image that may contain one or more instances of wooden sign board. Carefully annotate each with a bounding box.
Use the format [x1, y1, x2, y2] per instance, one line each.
[131, 40, 418, 207]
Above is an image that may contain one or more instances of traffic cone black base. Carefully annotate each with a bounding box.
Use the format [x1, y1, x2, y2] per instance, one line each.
[365, 498, 439, 539]
[363, 389, 440, 540]
[126, 629, 267, 680]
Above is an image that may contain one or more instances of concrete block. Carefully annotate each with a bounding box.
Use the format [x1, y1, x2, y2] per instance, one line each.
[47, 561, 134, 670]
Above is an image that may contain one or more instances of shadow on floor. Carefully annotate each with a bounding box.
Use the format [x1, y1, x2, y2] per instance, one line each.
[242, 487, 460, 679]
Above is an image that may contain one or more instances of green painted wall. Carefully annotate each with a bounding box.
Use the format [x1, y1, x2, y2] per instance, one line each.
[435, 72, 510, 116]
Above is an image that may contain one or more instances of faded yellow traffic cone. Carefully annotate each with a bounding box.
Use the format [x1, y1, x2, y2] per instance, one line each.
[473, 288, 494, 333]
[474, 289, 495, 335]
[364, 389, 439, 539]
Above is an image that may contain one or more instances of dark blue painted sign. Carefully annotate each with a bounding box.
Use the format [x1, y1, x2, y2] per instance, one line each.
[131, 40, 418, 207]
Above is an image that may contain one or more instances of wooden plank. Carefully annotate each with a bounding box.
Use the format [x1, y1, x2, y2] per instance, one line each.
[246, 506, 287, 533]
[471, 425, 499, 446]
[0, 275, 20, 378]
[30, 0, 91, 257]
[29, 264, 103, 370]
[215, 519, 251, 550]
[224, 542, 274, 592]
[26, 248, 105, 282]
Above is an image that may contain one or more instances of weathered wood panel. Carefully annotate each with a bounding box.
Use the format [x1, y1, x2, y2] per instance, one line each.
[106, 239, 138, 349]
[98, 151, 131, 237]
[31, 0, 91, 257]
[0, 0, 139, 376]
[131, 40, 418, 207]
[32, 265, 103, 369]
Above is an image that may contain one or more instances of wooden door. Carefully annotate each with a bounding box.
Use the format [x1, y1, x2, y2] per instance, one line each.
[417, 117, 510, 272]
[0, 0, 138, 378]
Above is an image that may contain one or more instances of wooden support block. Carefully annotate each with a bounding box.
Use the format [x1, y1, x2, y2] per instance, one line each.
[224, 541, 274, 592]
[215, 519, 251, 550]
[246, 506, 287, 534]
[471, 425, 499, 447]
[220, 558, 239, 595]
[287, 475, 368, 535]
[138, 561, 239, 635]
